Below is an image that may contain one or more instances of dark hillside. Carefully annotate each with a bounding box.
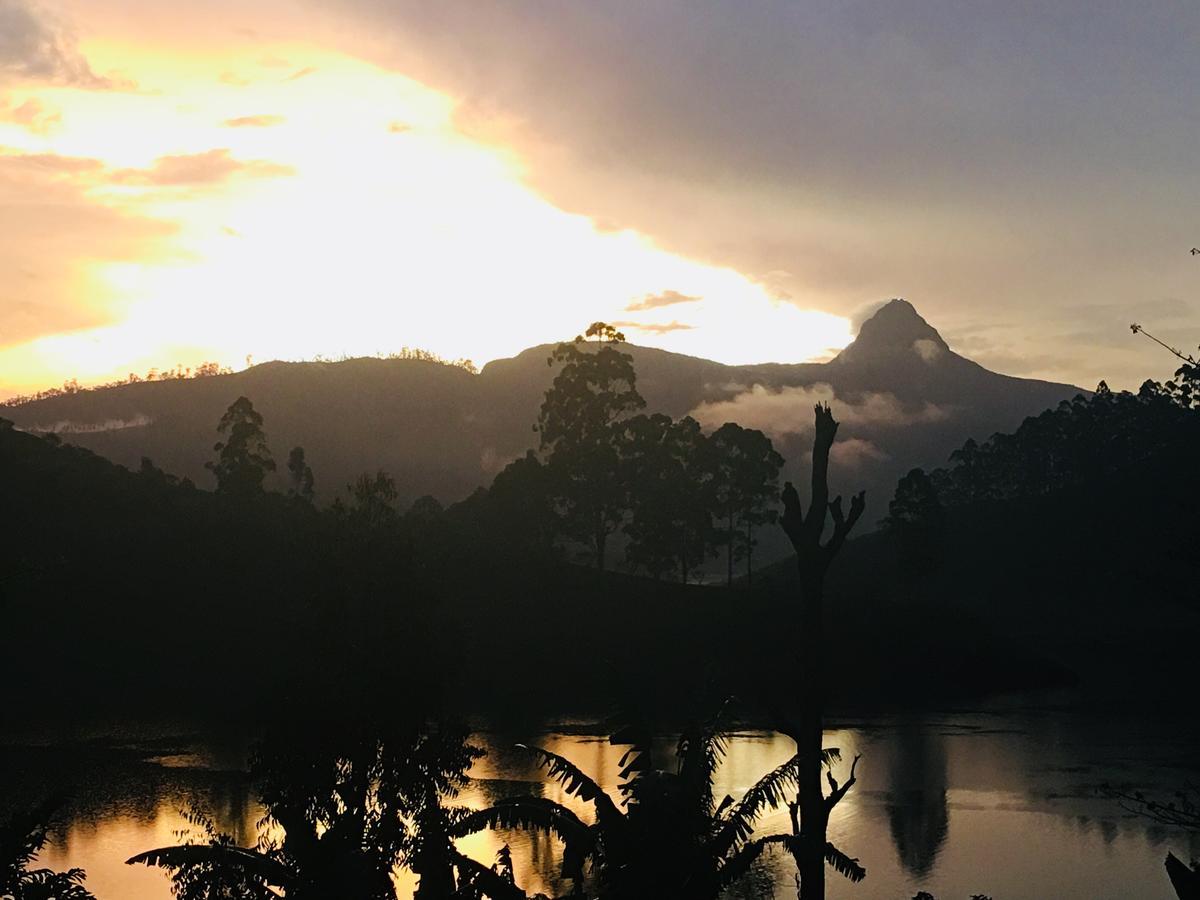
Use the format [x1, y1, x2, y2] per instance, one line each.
[3, 303, 1080, 556]
[0, 420, 1060, 727]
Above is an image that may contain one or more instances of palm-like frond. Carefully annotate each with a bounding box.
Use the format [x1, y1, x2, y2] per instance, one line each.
[712, 834, 774, 889]
[710, 752, 802, 854]
[823, 841, 866, 882]
[126, 844, 293, 888]
[14, 867, 95, 899]
[450, 848, 528, 900]
[719, 833, 865, 886]
[452, 798, 594, 853]
[516, 744, 623, 827]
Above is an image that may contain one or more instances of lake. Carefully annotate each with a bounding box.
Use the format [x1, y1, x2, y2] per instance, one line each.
[4, 704, 1197, 899]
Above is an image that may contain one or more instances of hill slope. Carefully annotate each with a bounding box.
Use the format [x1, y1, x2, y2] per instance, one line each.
[2, 301, 1081, 545]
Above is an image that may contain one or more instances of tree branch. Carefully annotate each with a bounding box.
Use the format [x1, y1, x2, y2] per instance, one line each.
[823, 490, 866, 562]
[825, 754, 860, 811]
[780, 481, 804, 551]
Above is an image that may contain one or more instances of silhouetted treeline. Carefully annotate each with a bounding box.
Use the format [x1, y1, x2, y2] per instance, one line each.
[922, 379, 1198, 506]
[477, 326, 783, 584]
[0, 361, 233, 409]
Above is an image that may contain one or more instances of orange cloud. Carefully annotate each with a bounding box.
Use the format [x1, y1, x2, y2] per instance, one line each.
[611, 320, 694, 335]
[222, 114, 286, 128]
[625, 289, 701, 311]
[109, 149, 294, 186]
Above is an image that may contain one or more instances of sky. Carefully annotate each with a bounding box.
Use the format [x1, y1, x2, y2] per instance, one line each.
[1, 0, 1197, 399]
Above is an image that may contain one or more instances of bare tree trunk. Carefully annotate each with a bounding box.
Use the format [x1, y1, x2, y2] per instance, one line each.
[780, 404, 866, 900]
[796, 567, 827, 897]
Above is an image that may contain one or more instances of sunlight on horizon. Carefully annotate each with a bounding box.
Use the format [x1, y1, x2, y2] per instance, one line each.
[0, 42, 852, 399]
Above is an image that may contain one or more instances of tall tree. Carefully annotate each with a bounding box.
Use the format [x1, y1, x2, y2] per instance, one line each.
[779, 403, 867, 899]
[621, 414, 713, 581]
[537, 327, 645, 570]
[206, 396, 275, 497]
[287, 446, 315, 503]
[705, 423, 783, 587]
[885, 467, 945, 593]
[486, 451, 558, 554]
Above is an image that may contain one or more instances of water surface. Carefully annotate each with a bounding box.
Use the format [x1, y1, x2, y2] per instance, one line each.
[6, 707, 1197, 899]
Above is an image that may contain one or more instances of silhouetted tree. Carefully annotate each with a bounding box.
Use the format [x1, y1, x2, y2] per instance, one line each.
[1, 802, 95, 899]
[778, 403, 867, 899]
[620, 414, 713, 581]
[287, 446, 315, 503]
[931, 380, 1196, 506]
[407, 494, 446, 523]
[344, 470, 400, 530]
[457, 704, 849, 898]
[584, 321, 626, 343]
[206, 396, 275, 497]
[885, 468, 945, 593]
[486, 451, 558, 554]
[705, 423, 783, 586]
[1104, 784, 1200, 899]
[129, 720, 518, 900]
[537, 328, 645, 570]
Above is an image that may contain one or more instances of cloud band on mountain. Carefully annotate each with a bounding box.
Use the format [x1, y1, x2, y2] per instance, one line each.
[689, 382, 950, 438]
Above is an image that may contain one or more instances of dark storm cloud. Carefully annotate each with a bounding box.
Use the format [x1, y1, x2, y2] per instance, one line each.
[324, 0, 1200, 388]
[0, 0, 114, 86]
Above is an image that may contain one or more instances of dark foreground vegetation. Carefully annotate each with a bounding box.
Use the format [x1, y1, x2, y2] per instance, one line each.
[2, 321, 1198, 898]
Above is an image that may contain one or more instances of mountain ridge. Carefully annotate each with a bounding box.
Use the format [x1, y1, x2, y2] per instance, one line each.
[2, 302, 1083, 555]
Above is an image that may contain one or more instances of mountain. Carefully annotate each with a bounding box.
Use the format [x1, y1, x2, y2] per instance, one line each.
[1, 301, 1082, 546]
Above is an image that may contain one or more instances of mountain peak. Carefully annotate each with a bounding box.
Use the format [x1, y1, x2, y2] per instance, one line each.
[834, 298, 949, 365]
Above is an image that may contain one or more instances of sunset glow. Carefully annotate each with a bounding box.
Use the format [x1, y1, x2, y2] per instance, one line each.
[0, 29, 852, 398]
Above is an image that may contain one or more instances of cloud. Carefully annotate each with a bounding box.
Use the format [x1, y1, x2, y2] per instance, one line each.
[0, 0, 115, 87]
[19, 413, 151, 434]
[110, 149, 295, 186]
[0, 150, 175, 347]
[328, 0, 1200, 390]
[285, 65, 317, 81]
[0, 95, 59, 133]
[610, 319, 693, 335]
[625, 289, 701, 312]
[0, 148, 102, 175]
[912, 338, 943, 364]
[222, 114, 286, 128]
[689, 382, 950, 438]
[829, 438, 889, 469]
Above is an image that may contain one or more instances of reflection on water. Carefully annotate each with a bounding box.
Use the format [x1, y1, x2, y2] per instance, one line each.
[4, 709, 1199, 899]
[885, 719, 949, 878]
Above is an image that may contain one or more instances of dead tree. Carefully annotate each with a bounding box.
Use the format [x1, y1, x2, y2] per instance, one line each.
[779, 403, 867, 899]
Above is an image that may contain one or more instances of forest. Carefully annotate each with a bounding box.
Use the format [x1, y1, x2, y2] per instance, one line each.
[2, 323, 1198, 900]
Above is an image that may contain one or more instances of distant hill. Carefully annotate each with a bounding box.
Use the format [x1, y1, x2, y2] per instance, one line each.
[2, 300, 1081, 555]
